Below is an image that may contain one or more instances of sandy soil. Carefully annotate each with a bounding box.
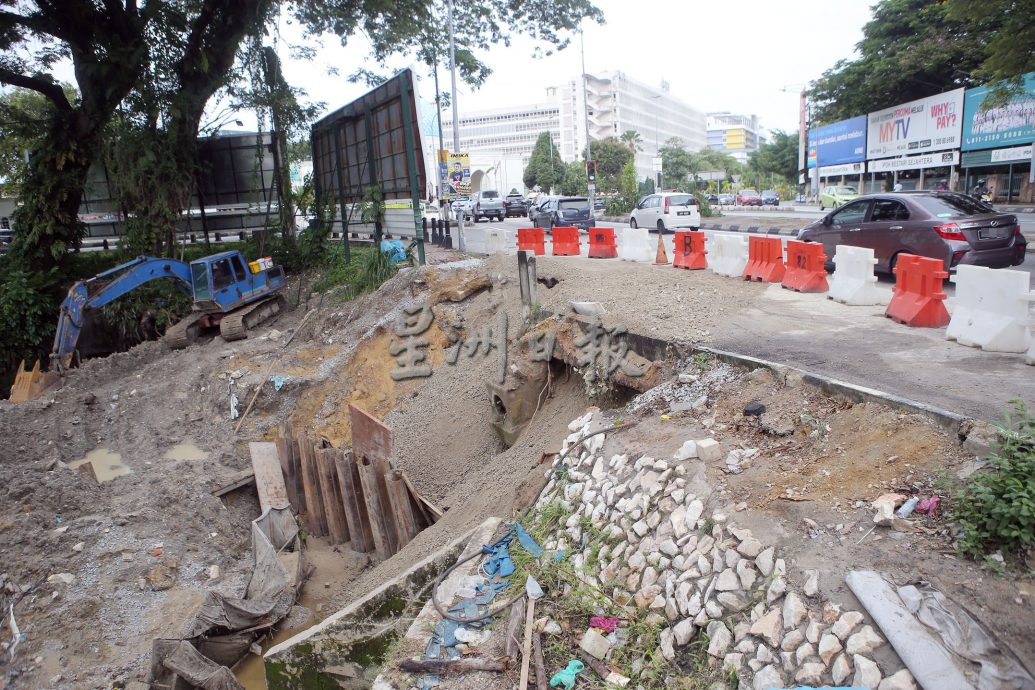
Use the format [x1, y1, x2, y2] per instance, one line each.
[0, 248, 1031, 689]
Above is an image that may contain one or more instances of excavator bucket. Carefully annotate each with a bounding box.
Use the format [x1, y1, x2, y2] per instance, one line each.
[8, 359, 61, 403]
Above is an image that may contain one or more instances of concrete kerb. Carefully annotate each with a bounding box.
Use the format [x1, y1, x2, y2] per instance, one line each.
[263, 517, 503, 686]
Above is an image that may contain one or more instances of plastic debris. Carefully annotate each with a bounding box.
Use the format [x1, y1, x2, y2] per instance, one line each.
[270, 375, 287, 391]
[514, 523, 544, 558]
[589, 615, 620, 633]
[895, 496, 920, 519]
[549, 660, 585, 689]
[916, 495, 940, 515]
[7, 605, 22, 660]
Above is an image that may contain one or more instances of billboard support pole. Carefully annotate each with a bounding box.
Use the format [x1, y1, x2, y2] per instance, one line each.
[362, 107, 383, 247]
[332, 122, 352, 264]
[399, 72, 426, 266]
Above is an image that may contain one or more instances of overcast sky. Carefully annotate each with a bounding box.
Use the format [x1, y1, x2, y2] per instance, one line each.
[267, 0, 876, 137]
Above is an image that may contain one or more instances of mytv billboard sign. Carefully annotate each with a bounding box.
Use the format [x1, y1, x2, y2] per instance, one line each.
[807, 115, 867, 168]
[866, 88, 965, 159]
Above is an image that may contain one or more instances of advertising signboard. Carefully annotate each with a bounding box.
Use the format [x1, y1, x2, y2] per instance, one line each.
[869, 150, 959, 173]
[807, 115, 867, 168]
[445, 152, 471, 198]
[818, 162, 865, 177]
[866, 88, 964, 159]
[961, 72, 1035, 151]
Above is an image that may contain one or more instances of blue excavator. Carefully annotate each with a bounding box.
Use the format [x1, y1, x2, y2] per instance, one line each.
[10, 249, 286, 401]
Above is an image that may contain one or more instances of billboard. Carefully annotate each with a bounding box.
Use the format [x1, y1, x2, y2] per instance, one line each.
[444, 152, 471, 198]
[807, 116, 866, 168]
[866, 88, 964, 159]
[961, 72, 1035, 151]
[869, 150, 958, 173]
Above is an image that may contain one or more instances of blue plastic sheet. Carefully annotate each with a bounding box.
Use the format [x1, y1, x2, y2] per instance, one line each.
[380, 239, 407, 266]
[515, 522, 544, 557]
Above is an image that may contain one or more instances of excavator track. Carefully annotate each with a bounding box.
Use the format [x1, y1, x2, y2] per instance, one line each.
[219, 294, 287, 342]
[164, 312, 207, 350]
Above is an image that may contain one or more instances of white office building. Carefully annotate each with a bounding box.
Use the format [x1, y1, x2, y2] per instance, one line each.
[440, 102, 561, 167]
[707, 112, 765, 165]
[557, 71, 707, 180]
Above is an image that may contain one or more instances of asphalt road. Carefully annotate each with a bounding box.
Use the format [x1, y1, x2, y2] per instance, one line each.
[477, 213, 1035, 289]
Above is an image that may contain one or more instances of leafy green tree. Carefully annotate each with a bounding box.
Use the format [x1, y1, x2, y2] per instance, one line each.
[0, 85, 78, 198]
[746, 131, 799, 183]
[946, 0, 1035, 104]
[559, 161, 588, 196]
[809, 0, 996, 123]
[619, 129, 643, 152]
[582, 137, 633, 192]
[638, 177, 655, 197]
[523, 132, 565, 191]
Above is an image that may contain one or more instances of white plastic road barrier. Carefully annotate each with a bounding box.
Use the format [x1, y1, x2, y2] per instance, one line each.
[1027, 338, 1035, 366]
[618, 227, 653, 262]
[485, 228, 509, 254]
[947, 265, 1034, 353]
[708, 234, 749, 277]
[827, 245, 890, 306]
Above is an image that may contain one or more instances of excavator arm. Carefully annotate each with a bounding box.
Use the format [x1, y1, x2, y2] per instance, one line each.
[50, 256, 193, 373]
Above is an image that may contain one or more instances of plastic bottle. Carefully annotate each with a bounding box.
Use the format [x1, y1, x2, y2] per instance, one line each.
[895, 496, 919, 519]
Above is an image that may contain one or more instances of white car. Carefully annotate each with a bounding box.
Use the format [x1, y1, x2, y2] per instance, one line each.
[451, 196, 473, 218]
[629, 192, 701, 232]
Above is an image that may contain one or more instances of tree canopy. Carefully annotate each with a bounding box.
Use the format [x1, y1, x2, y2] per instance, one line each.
[523, 132, 565, 191]
[582, 137, 632, 192]
[746, 131, 799, 182]
[809, 0, 996, 123]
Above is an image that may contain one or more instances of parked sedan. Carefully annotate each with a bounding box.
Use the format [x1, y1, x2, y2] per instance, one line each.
[718, 193, 735, 206]
[530, 196, 595, 231]
[819, 185, 859, 210]
[761, 190, 780, 206]
[798, 191, 1027, 273]
[735, 189, 763, 206]
[629, 193, 701, 232]
[504, 193, 527, 217]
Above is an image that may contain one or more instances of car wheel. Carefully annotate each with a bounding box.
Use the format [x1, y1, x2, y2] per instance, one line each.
[888, 252, 903, 275]
[657, 219, 666, 233]
[630, 217, 638, 229]
[819, 203, 825, 211]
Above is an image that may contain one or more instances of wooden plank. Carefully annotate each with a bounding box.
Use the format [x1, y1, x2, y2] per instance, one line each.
[316, 448, 350, 545]
[335, 451, 374, 553]
[400, 472, 443, 523]
[356, 456, 396, 559]
[296, 434, 327, 537]
[385, 470, 418, 548]
[275, 422, 299, 511]
[249, 441, 290, 514]
[211, 470, 255, 498]
[348, 403, 392, 475]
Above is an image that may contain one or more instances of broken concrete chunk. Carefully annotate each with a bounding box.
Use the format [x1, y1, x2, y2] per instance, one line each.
[795, 662, 826, 686]
[830, 610, 864, 640]
[752, 665, 784, 690]
[782, 592, 807, 630]
[696, 438, 721, 462]
[755, 546, 775, 576]
[846, 625, 885, 655]
[831, 653, 852, 685]
[878, 669, 918, 690]
[750, 609, 783, 648]
[706, 620, 732, 657]
[673, 440, 698, 461]
[803, 569, 820, 597]
[819, 632, 843, 665]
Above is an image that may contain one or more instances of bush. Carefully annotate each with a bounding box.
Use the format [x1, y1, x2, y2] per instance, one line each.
[953, 401, 1035, 559]
[694, 193, 718, 218]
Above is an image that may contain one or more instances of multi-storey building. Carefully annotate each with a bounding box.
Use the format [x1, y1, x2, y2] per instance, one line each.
[707, 112, 765, 165]
[558, 72, 707, 180]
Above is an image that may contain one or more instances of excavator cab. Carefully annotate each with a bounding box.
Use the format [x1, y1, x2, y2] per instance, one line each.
[187, 251, 285, 312]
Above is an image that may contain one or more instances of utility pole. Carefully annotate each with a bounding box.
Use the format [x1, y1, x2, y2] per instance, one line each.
[580, 24, 594, 212]
[433, 53, 447, 218]
[448, 0, 465, 251]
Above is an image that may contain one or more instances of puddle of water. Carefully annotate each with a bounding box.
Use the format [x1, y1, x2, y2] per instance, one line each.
[68, 448, 132, 483]
[164, 442, 209, 461]
[234, 591, 324, 690]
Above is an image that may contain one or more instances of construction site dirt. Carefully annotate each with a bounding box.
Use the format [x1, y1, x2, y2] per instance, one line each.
[0, 251, 1032, 689]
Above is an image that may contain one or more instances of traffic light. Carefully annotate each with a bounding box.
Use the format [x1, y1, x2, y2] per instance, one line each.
[586, 160, 597, 183]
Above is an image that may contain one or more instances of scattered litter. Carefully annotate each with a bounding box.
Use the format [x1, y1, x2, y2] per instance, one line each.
[570, 301, 607, 316]
[673, 440, 698, 461]
[589, 615, 619, 634]
[454, 627, 491, 645]
[549, 659, 585, 689]
[228, 377, 239, 420]
[916, 495, 940, 515]
[743, 401, 766, 417]
[7, 605, 22, 660]
[895, 496, 920, 519]
[579, 627, 612, 659]
[871, 492, 906, 526]
[270, 375, 288, 391]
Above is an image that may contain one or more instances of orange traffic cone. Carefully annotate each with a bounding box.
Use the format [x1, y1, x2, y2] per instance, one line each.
[654, 232, 669, 265]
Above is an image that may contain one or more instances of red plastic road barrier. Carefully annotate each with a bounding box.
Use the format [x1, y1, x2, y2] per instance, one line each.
[588, 227, 618, 259]
[743, 236, 785, 282]
[673, 231, 707, 270]
[781, 240, 828, 292]
[517, 227, 546, 255]
[551, 226, 581, 256]
[885, 254, 950, 328]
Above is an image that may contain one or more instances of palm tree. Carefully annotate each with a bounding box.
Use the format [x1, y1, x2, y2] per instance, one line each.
[620, 129, 643, 152]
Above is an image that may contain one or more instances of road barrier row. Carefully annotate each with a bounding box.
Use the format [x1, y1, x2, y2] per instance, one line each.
[508, 226, 1035, 365]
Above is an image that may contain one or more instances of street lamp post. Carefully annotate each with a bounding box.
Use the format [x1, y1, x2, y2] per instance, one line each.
[580, 24, 594, 212]
[447, 0, 465, 251]
[651, 94, 662, 191]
